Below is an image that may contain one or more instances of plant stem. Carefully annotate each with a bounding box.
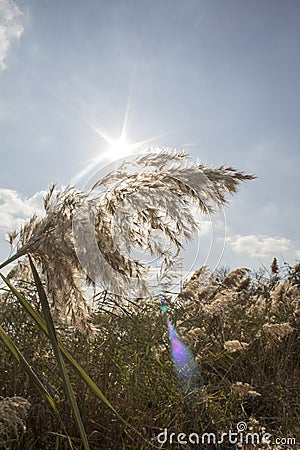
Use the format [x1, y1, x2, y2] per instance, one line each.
[0, 247, 29, 271]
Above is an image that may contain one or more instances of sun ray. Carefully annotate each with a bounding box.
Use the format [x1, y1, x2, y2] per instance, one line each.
[120, 82, 133, 142]
[63, 95, 178, 186]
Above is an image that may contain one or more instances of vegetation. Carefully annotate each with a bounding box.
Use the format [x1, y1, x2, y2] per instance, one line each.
[0, 260, 299, 449]
[0, 151, 298, 448]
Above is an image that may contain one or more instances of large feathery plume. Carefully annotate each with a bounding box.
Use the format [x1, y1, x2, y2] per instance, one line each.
[3, 149, 255, 333]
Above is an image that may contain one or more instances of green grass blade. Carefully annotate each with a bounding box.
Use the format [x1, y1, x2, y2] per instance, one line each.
[0, 273, 48, 333]
[0, 270, 151, 445]
[0, 325, 58, 414]
[28, 256, 90, 450]
[0, 271, 116, 409]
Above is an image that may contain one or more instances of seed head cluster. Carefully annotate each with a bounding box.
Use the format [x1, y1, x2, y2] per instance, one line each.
[9, 149, 254, 332]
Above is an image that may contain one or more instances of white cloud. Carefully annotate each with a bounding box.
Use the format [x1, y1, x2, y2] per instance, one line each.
[0, 0, 24, 71]
[192, 208, 227, 238]
[198, 219, 211, 236]
[0, 189, 45, 231]
[230, 234, 296, 259]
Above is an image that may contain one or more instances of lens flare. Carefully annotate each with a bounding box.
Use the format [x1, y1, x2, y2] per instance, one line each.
[167, 318, 200, 385]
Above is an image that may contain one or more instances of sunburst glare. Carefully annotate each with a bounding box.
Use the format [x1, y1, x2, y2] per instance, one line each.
[69, 107, 164, 185]
[65, 90, 173, 187]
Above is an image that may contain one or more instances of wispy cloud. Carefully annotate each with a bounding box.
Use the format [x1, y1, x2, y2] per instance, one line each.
[0, 0, 24, 70]
[230, 234, 298, 259]
[0, 189, 44, 231]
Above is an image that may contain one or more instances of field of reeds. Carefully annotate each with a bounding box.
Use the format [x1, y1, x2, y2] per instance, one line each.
[0, 260, 299, 449]
[0, 152, 299, 449]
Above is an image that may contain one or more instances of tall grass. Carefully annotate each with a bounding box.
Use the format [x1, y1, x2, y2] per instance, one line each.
[0, 261, 299, 448]
[2, 150, 254, 333]
[2, 150, 298, 449]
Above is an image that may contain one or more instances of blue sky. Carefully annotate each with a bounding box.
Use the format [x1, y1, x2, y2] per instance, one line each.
[0, 0, 299, 276]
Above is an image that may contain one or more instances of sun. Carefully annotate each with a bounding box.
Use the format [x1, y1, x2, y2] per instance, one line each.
[105, 136, 134, 160]
[71, 130, 144, 185]
[68, 100, 166, 185]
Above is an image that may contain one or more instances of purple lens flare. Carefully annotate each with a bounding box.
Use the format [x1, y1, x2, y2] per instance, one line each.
[167, 319, 200, 385]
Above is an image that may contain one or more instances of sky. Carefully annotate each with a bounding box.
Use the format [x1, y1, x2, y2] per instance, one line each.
[0, 0, 299, 279]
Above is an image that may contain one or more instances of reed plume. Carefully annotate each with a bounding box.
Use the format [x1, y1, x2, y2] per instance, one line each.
[4, 149, 255, 333]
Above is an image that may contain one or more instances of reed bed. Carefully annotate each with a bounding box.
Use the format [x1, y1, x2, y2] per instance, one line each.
[0, 261, 299, 449]
[0, 150, 298, 449]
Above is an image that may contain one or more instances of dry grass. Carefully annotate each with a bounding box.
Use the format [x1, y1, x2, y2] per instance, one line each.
[0, 396, 31, 442]
[0, 261, 299, 449]
[5, 149, 254, 334]
[2, 150, 298, 449]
